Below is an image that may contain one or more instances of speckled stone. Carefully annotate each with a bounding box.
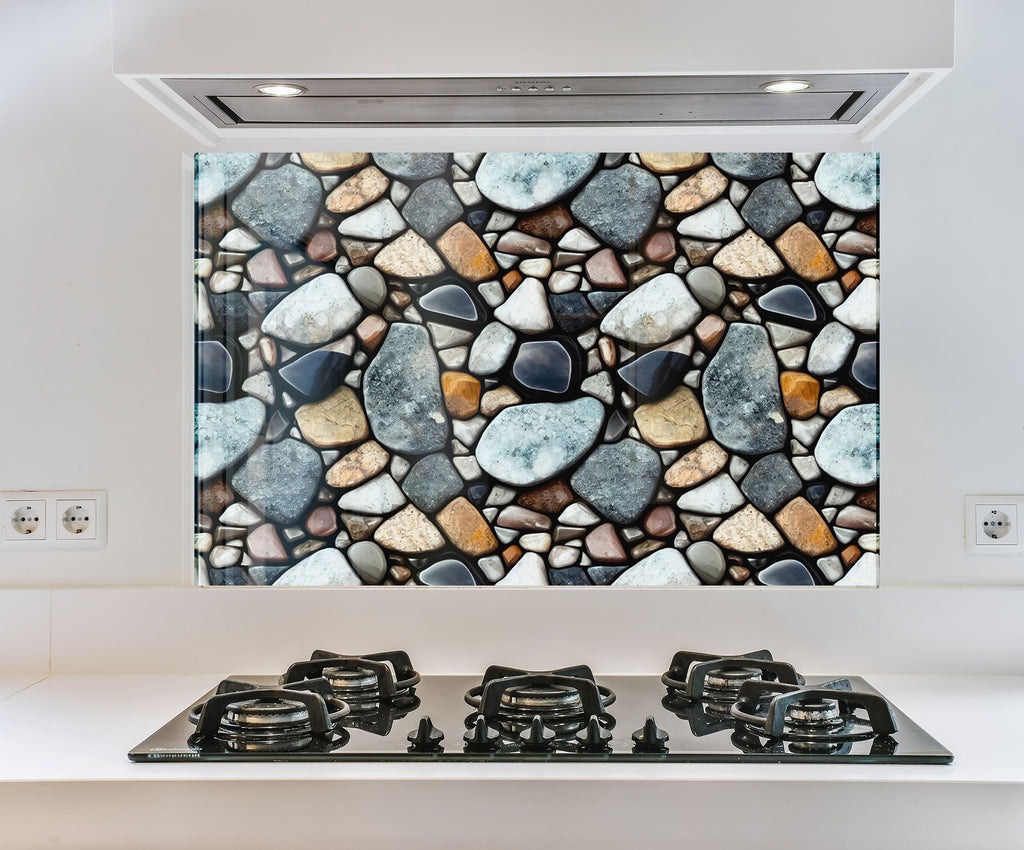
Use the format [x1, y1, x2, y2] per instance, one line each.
[740, 177, 803, 239]
[325, 440, 389, 489]
[611, 549, 701, 586]
[476, 153, 599, 212]
[261, 273, 363, 346]
[676, 473, 745, 515]
[740, 453, 803, 513]
[305, 506, 338, 538]
[274, 549, 363, 586]
[664, 165, 729, 214]
[230, 440, 322, 524]
[400, 453, 464, 514]
[373, 505, 445, 553]
[584, 523, 627, 562]
[300, 152, 369, 173]
[814, 404, 879, 486]
[819, 386, 861, 418]
[775, 497, 837, 556]
[711, 152, 788, 181]
[775, 223, 838, 282]
[401, 177, 464, 239]
[517, 479, 574, 515]
[195, 397, 266, 480]
[814, 153, 878, 212]
[373, 230, 445, 278]
[676, 198, 745, 241]
[231, 164, 322, 248]
[337, 473, 407, 514]
[326, 166, 390, 213]
[807, 322, 856, 375]
[246, 523, 288, 562]
[639, 152, 707, 173]
[436, 222, 499, 282]
[703, 323, 787, 454]
[570, 164, 661, 250]
[599, 273, 701, 345]
[585, 248, 627, 289]
[712, 230, 784, 279]
[643, 506, 676, 538]
[519, 203, 574, 239]
[665, 441, 729, 488]
[195, 152, 260, 206]
[833, 278, 878, 335]
[372, 152, 450, 180]
[295, 386, 369, 447]
[437, 496, 499, 556]
[712, 505, 785, 553]
[363, 323, 449, 454]
[493, 278, 554, 333]
[570, 440, 661, 524]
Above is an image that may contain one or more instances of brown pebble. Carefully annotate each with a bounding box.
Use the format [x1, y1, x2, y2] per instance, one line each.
[441, 372, 481, 419]
[341, 512, 384, 541]
[390, 565, 412, 582]
[841, 545, 862, 567]
[643, 506, 676, 538]
[631, 540, 664, 559]
[502, 545, 523, 567]
[728, 290, 750, 308]
[356, 314, 388, 351]
[775, 497, 837, 557]
[680, 238, 722, 268]
[198, 480, 233, 516]
[306, 230, 338, 263]
[518, 203, 574, 239]
[305, 505, 338, 538]
[643, 231, 677, 263]
[390, 291, 411, 307]
[780, 371, 820, 420]
[437, 222, 499, 282]
[819, 386, 860, 417]
[728, 565, 750, 582]
[679, 512, 722, 541]
[856, 214, 878, 237]
[436, 497, 498, 557]
[517, 479, 574, 514]
[198, 204, 233, 242]
[246, 248, 288, 288]
[502, 269, 523, 292]
[584, 523, 627, 563]
[856, 490, 878, 511]
[775, 223, 838, 282]
[664, 165, 729, 214]
[341, 238, 383, 266]
[480, 386, 522, 417]
[695, 314, 727, 351]
[258, 336, 278, 367]
[840, 269, 862, 293]
[496, 230, 552, 256]
[585, 248, 627, 288]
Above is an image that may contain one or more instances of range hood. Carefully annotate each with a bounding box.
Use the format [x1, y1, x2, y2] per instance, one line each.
[113, 0, 953, 146]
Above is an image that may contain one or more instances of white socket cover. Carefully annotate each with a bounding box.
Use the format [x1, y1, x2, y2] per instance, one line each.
[964, 495, 1024, 556]
[0, 490, 106, 549]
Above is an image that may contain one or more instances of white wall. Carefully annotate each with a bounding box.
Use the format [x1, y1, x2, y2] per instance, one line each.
[0, 0, 1021, 588]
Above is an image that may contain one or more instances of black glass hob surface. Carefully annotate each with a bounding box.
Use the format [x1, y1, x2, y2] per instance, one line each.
[129, 652, 953, 764]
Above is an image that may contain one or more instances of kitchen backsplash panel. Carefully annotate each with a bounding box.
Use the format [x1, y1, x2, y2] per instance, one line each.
[194, 152, 878, 588]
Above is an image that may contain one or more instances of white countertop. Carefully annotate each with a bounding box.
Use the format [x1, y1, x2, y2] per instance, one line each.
[0, 673, 1021, 848]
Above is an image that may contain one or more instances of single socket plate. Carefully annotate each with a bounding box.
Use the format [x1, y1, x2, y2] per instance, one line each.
[4, 499, 46, 541]
[964, 495, 1024, 556]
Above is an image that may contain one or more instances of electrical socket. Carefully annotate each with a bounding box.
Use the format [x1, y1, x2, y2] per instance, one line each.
[5, 500, 46, 541]
[964, 495, 1024, 556]
[0, 490, 106, 549]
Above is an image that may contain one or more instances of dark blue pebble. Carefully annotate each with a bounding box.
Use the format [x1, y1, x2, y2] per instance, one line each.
[418, 283, 484, 325]
[278, 350, 352, 399]
[757, 283, 824, 324]
[547, 567, 590, 586]
[548, 292, 601, 333]
[207, 566, 250, 586]
[852, 342, 878, 391]
[196, 341, 233, 394]
[587, 291, 626, 313]
[209, 292, 259, 337]
[757, 558, 815, 586]
[512, 340, 575, 394]
[586, 565, 629, 585]
[617, 350, 690, 399]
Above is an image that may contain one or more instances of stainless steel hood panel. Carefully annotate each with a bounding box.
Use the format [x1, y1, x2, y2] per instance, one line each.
[165, 74, 903, 129]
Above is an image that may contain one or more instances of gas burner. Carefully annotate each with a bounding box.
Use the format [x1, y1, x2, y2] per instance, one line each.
[661, 649, 804, 704]
[279, 650, 421, 706]
[187, 677, 350, 753]
[465, 665, 616, 735]
[730, 677, 898, 744]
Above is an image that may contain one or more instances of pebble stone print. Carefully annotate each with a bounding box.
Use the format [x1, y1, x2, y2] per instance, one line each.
[194, 152, 879, 588]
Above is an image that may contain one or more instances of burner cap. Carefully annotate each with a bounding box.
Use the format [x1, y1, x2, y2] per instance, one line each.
[224, 697, 311, 729]
[323, 665, 380, 695]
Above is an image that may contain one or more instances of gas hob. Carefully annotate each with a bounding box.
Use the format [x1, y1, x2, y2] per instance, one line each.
[128, 649, 953, 764]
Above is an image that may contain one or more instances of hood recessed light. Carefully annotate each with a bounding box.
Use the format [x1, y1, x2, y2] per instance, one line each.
[760, 80, 813, 94]
[255, 83, 307, 97]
